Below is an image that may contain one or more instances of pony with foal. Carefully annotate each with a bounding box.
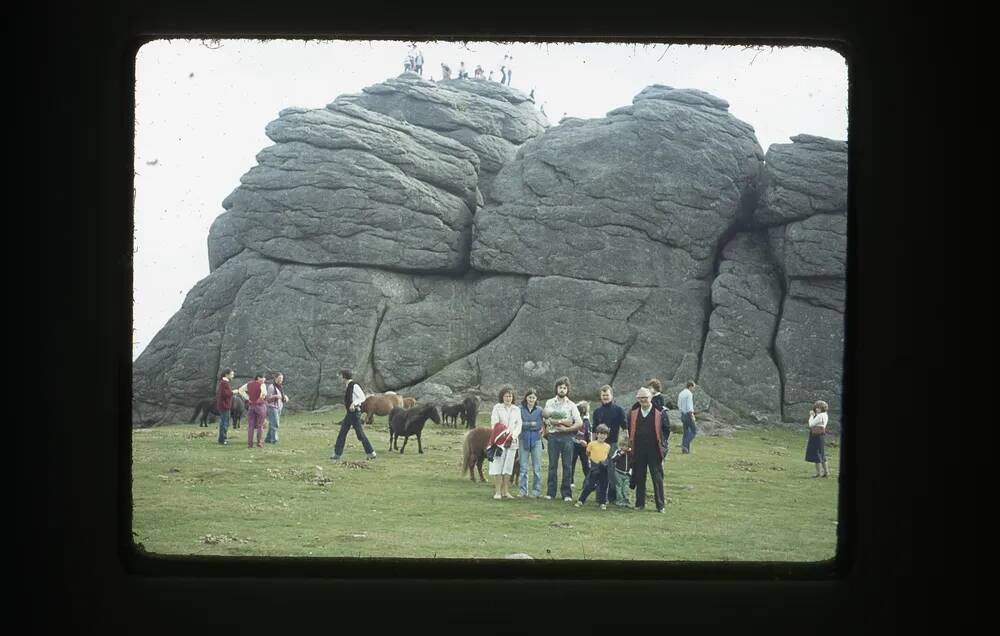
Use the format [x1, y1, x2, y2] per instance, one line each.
[387, 403, 441, 454]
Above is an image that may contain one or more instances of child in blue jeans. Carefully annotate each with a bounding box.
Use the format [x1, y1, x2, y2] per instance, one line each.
[575, 424, 611, 510]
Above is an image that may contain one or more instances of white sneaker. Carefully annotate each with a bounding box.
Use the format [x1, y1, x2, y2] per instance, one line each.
[493, 494, 502, 500]
[366, 452, 377, 460]
[545, 495, 553, 500]
[574, 501, 582, 508]
[563, 497, 573, 502]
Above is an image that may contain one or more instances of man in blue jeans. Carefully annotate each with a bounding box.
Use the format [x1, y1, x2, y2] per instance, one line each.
[544, 377, 583, 502]
[331, 368, 377, 461]
[678, 380, 698, 454]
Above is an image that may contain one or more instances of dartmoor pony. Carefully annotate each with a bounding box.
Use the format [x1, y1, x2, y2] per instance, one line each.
[402, 396, 417, 409]
[361, 393, 405, 427]
[189, 397, 244, 428]
[388, 403, 441, 454]
[441, 402, 465, 427]
[461, 396, 479, 429]
[461, 426, 519, 482]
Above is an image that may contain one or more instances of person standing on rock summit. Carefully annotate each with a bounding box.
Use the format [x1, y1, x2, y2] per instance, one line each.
[331, 368, 377, 462]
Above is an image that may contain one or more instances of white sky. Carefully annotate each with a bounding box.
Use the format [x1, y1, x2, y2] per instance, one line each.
[133, 39, 847, 360]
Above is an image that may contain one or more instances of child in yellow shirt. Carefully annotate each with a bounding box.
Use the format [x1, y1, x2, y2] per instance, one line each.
[574, 424, 611, 510]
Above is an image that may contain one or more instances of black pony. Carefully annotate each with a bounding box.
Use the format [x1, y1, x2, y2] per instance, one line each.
[441, 402, 465, 427]
[189, 397, 245, 429]
[388, 403, 441, 454]
[461, 396, 479, 429]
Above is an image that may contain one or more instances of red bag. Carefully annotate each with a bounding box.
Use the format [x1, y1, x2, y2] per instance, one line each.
[810, 425, 826, 436]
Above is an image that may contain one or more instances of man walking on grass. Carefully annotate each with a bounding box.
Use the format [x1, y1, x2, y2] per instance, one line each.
[331, 368, 377, 462]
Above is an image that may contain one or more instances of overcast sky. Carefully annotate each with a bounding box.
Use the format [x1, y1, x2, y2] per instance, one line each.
[133, 39, 847, 360]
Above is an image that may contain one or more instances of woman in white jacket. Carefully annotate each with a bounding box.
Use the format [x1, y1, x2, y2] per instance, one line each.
[488, 385, 523, 500]
[805, 400, 831, 478]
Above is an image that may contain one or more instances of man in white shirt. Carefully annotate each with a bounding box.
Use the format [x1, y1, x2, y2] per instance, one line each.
[543, 376, 583, 501]
[678, 381, 697, 454]
[331, 368, 377, 461]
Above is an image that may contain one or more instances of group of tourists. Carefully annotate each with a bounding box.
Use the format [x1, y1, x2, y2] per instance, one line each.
[403, 45, 424, 76]
[211, 363, 832, 498]
[437, 54, 515, 86]
[214, 368, 288, 448]
[483, 376, 696, 513]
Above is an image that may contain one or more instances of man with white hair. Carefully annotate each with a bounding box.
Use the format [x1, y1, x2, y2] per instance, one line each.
[627, 386, 671, 513]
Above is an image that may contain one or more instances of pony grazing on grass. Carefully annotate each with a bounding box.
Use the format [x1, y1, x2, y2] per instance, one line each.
[361, 393, 405, 427]
[461, 426, 519, 482]
[387, 403, 441, 454]
[190, 397, 245, 429]
[441, 402, 465, 427]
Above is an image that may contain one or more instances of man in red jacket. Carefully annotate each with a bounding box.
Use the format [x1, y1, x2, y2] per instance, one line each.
[628, 387, 671, 513]
[215, 368, 235, 445]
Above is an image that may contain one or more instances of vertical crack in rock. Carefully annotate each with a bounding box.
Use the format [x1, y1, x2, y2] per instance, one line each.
[696, 177, 759, 382]
[296, 325, 322, 410]
[763, 231, 789, 423]
[367, 302, 390, 391]
[609, 295, 650, 388]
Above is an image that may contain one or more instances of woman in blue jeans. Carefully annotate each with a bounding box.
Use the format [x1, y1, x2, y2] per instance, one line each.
[518, 388, 544, 497]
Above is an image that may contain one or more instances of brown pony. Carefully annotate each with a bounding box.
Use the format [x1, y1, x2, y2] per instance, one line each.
[461, 426, 519, 483]
[361, 393, 405, 427]
[402, 396, 417, 409]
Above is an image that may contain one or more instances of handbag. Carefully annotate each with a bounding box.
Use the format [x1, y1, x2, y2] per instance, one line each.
[809, 425, 826, 435]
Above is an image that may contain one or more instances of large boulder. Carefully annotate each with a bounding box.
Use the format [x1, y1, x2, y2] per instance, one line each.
[135, 80, 849, 431]
[208, 101, 481, 273]
[471, 85, 764, 286]
[345, 74, 548, 199]
[758, 135, 847, 427]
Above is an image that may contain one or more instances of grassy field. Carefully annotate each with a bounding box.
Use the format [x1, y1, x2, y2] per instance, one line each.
[132, 406, 839, 561]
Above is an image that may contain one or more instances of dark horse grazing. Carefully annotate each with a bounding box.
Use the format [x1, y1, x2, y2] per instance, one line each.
[189, 397, 244, 429]
[461, 426, 519, 482]
[461, 395, 479, 429]
[388, 403, 441, 454]
[441, 402, 465, 427]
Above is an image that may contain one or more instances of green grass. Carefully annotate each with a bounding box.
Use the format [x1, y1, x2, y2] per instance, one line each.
[132, 406, 839, 561]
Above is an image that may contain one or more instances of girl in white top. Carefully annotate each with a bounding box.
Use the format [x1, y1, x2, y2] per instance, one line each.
[489, 385, 523, 499]
[804, 400, 830, 478]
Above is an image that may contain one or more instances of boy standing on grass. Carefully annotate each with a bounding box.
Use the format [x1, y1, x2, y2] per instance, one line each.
[575, 424, 612, 509]
[609, 434, 632, 508]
